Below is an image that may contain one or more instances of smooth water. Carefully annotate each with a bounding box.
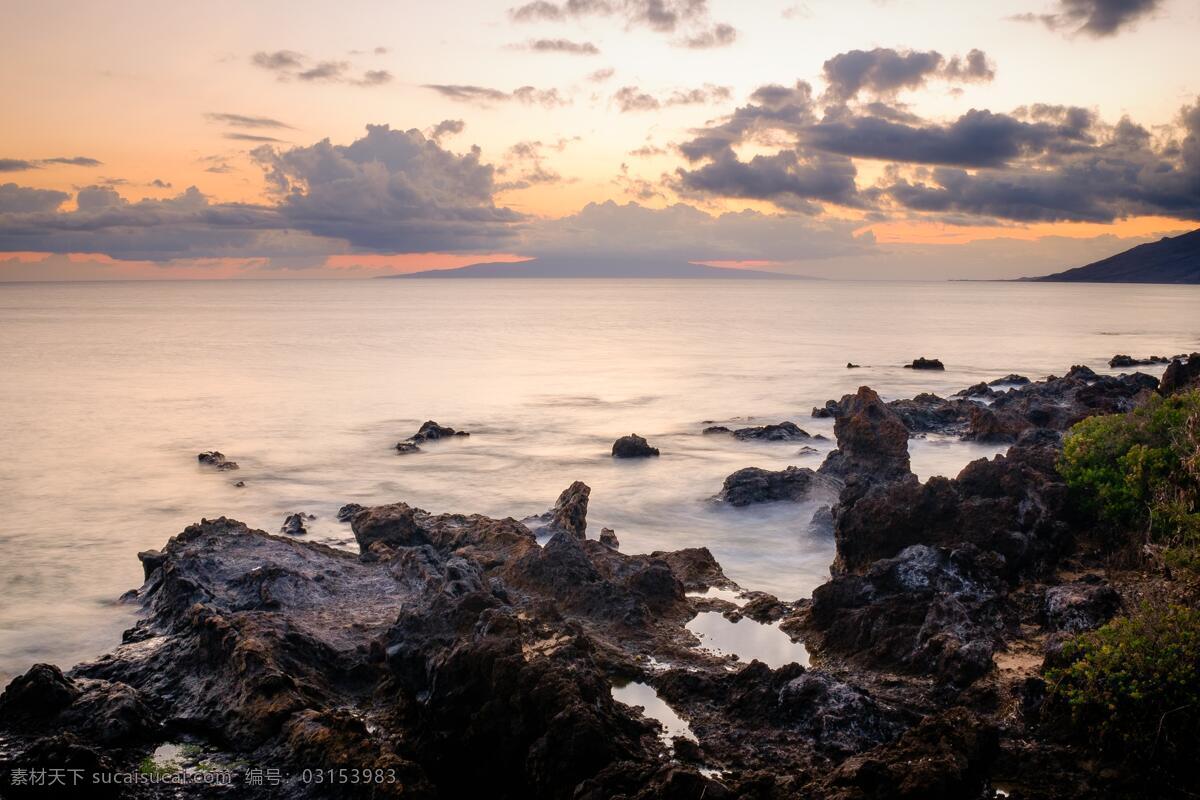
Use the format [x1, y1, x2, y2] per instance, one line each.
[1, 278, 1196, 682]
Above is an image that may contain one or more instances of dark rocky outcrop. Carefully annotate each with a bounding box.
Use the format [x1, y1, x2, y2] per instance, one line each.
[336, 503, 365, 523]
[526, 480, 591, 539]
[817, 387, 911, 488]
[904, 357, 945, 370]
[1041, 581, 1121, 633]
[197, 451, 238, 471]
[599, 528, 619, 549]
[1159, 353, 1200, 396]
[1109, 354, 1169, 368]
[611, 434, 660, 458]
[715, 466, 837, 506]
[702, 425, 730, 435]
[280, 512, 313, 536]
[731, 421, 810, 441]
[396, 420, 470, 452]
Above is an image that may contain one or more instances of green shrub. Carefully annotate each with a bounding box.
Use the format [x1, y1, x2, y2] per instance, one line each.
[1046, 604, 1200, 762]
[1059, 390, 1200, 550]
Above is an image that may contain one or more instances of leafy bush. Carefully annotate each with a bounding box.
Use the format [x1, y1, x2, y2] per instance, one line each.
[1046, 604, 1200, 762]
[1059, 390, 1200, 552]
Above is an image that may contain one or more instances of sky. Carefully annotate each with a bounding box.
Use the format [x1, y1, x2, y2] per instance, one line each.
[1, 0, 1198, 280]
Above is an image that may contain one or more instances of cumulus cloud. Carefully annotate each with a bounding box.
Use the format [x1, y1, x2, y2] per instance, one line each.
[252, 124, 523, 251]
[674, 72, 1200, 223]
[822, 47, 995, 101]
[1012, 0, 1161, 37]
[425, 84, 568, 108]
[0, 126, 526, 261]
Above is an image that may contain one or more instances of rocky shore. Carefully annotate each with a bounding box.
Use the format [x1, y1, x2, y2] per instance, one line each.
[2, 356, 1199, 798]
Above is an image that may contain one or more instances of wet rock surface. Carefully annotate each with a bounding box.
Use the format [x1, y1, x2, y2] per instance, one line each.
[1159, 352, 1200, 395]
[730, 421, 810, 441]
[904, 357, 945, 370]
[197, 451, 238, 471]
[714, 466, 837, 507]
[611, 433, 660, 458]
[396, 420, 470, 453]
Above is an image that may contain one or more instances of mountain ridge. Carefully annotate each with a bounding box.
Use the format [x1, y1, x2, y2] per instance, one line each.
[378, 255, 811, 279]
[1027, 229, 1200, 284]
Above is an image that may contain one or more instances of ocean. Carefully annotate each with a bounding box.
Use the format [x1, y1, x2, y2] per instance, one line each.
[1, 277, 1196, 682]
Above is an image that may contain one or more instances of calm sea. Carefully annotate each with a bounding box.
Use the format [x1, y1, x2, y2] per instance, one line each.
[1, 278, 1197, 682]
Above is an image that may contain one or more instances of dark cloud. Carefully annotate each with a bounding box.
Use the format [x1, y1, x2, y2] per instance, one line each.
[0, 159, 37, 172]
[0, 183, 69, 213]
[673, 149, 860, 212]
[1, 157, 101, 171]
[822, 47, 994, 101]
[356, 70, 393, 86]
[522, 38, 601, 54]
[298, 60, 348, 81]
[676, 23, 736, 49]
[613, 84, 730, 112]
[150, 179, 173, 189]
[252, 124, 523, 251]
[205, 113, 293, 129]
[0, 125, 526, 261]
[1012, 0, 1161, 37]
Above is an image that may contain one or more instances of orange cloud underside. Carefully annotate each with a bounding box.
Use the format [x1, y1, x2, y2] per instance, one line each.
[861, 215, 1194, 245]
[323, 253, 532, 273]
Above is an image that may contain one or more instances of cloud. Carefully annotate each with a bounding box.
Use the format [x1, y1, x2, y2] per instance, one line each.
[251, 51, 392, 86]
[425, 84, 568, 108]
[498, 138, 578, 188]
[252, 124, 524, 251]
[150, 179, 173, 189]
[0, 125, 526, 262]
[508, 0, 736, 46]
[1, 157, 101, 171]
[520, 38, 601, 54]
[1012, 0, 1161, 37]
[676, 22, 736, 49]
[225, 133, 287, 143]
[673, 149, 861, 212]
[588, 67, 615, 82]
[822, 47, 995, 101]
[204, 113, 293, 129]
[428, 119, 466, 142]
[0, 183, 70, 213]
[612, 84, 730, 112]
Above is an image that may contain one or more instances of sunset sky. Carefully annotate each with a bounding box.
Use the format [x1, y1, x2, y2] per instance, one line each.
[1, 0, 1198, 279]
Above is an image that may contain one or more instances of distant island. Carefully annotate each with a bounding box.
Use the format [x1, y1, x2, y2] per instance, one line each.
[1027, 228, 1200, 284]
[380, 255, 809, 279]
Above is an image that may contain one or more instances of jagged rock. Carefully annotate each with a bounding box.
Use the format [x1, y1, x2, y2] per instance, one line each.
[831, 440, 1069, 575]
[395, 441, 422, 454]
[527, 481, 591, 539]
[1159, 353, 1200, 396]
[731, 421, 810, 441]
[812, 708, 998, 800]
[281, 512, 313, 536]
[812, 403, 836, 418]
[810, 505, 835, 535]
[989, 374, 1030, 386]
[818, 387, 911, 487]
[135, 549, 166, 580]
[715, 465, 836, 506]
[336, 502, 365, 523]
[599, 528, 619, 549]
[810, 545, 1003, 685]
[797, 445, 820, 456]
[904, 357, 945, 370]
[847, 362, 861, 368]
[1042, 581, 1121, 633]
[888, 393, 974, 435]
[612, 433, 660, 458]
[955, 382, 997, 399]
[197, 450, 238, 470]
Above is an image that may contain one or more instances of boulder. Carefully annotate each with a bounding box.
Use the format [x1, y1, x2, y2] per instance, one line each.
[281, 512, 313, 536]
[612, 433, 660, 458]
[818, 387, 912, 486]
[599, 527, 619, 549]
[197, 450, 238, 470]
[1041, 581, 1121, 633]
[1109, 354, 1168, 368]
[336, 503, 365, 523]
[1159, 353, 1200, 396]
[715, 465, 835, 506]
[731, 421, 811, 441]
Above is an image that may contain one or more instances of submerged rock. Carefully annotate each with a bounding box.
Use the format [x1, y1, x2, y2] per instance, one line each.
[701, 425, 731, 435]
[280, 512, 313, 536]
[731, 421, 810, 441]
[611, 433, 660, 458]
[396, 420, 470, 452]
[197, 450, 238, 470]
[905, 357, 945, 370]
[1109, 354, 1168, 368]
